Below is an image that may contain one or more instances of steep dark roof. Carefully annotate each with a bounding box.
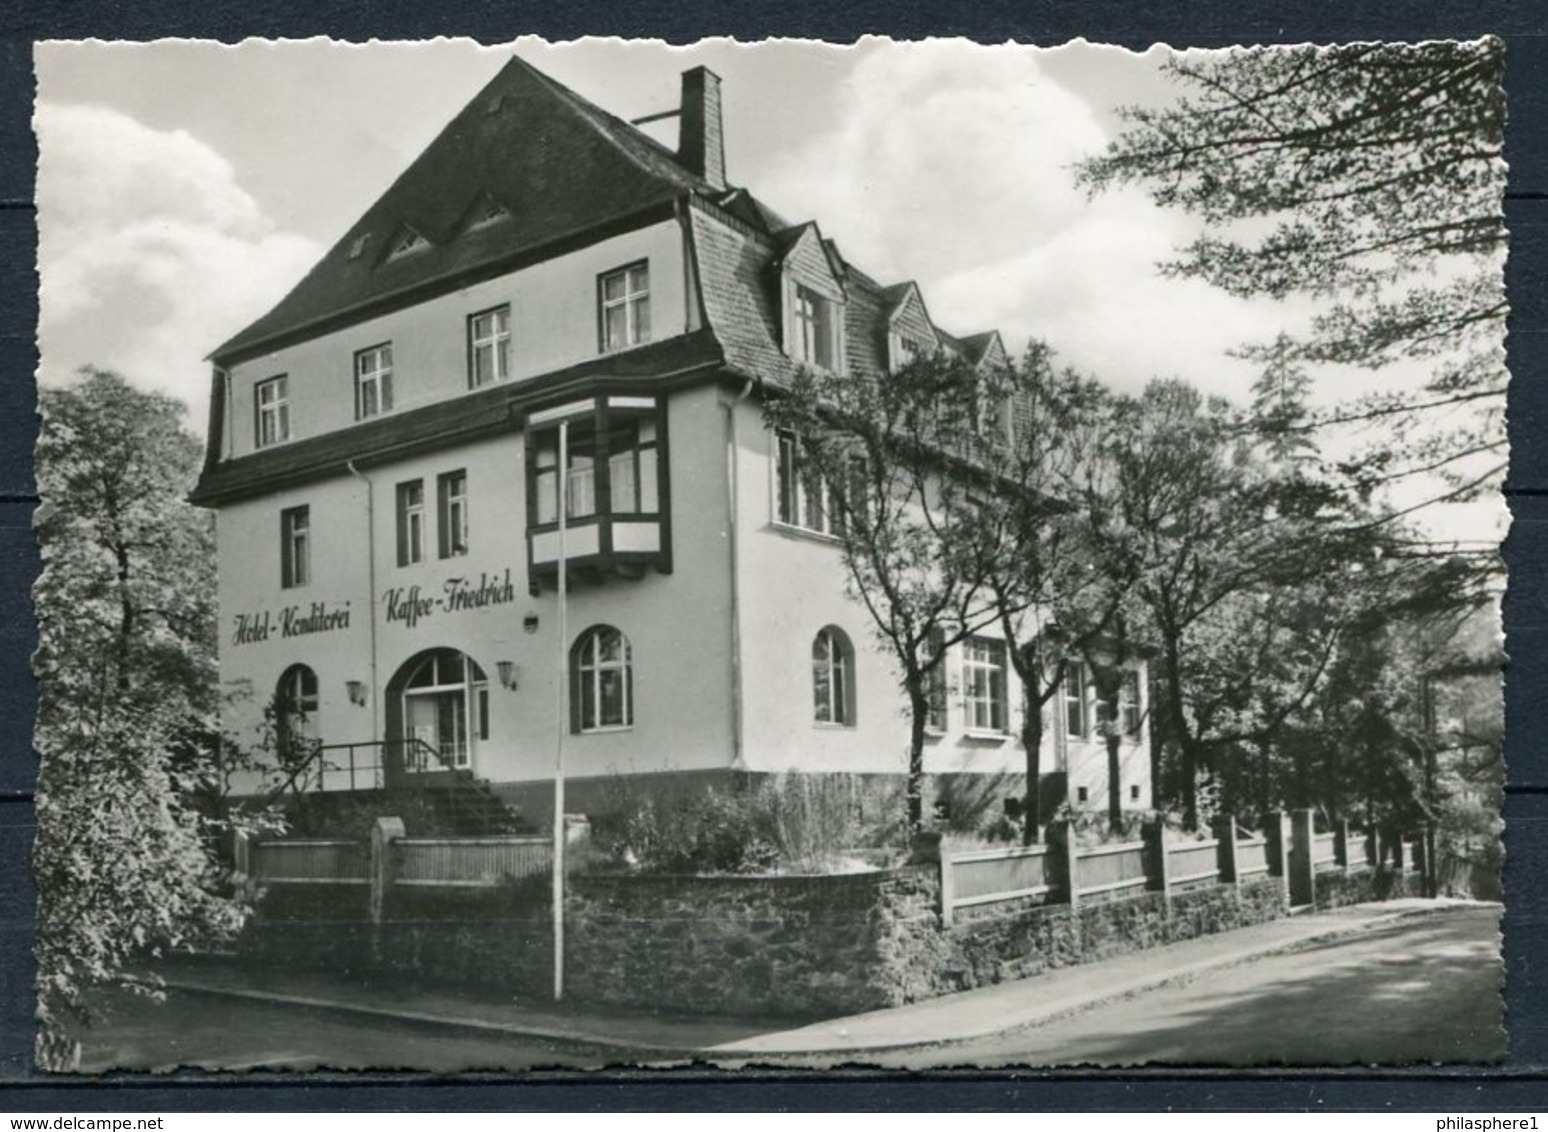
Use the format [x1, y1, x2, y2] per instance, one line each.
[212, 56, 713, 364]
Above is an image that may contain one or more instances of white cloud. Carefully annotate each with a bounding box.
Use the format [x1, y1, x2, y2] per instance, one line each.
[35, 102, 321, 427]
[754, 42, 1310, 402]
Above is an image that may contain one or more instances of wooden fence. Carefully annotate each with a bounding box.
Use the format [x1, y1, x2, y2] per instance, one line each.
[1167, 837, 1221, 888]
[1311, 831, 1341, 872]
[395, 836, 552, 888]
[939, 812, 1411, 924]
[1236, 833, 1271, 879]
[249, 839, 368, 886]
[938, 843, 1053, 926]
[1076, 840, 1149, 899]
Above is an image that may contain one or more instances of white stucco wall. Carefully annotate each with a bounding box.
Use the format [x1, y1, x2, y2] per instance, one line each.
[727, 395, 1154, 809]
[222, 219, 689, 459]
[215, 383, 736, 794]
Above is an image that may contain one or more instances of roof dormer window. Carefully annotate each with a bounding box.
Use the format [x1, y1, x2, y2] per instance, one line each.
[469, 196, 511, 231]
[386, 226, 430, 261]
[791, 284, 840, 372]
[777, 224, 847, 375]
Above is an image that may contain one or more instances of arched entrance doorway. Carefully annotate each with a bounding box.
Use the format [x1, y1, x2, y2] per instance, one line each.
[387, 649, 488, 773]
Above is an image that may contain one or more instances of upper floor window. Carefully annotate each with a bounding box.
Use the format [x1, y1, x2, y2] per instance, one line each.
[791, 283, 840, 371]
[775, 430, 861, 538]
[280, 505, 310, 588]
[812, 626, 855, 726]
[963, 636, 1008, 733]
[396, 480, 425, 567]
[599, 262, 650, 352]
[387, 227, 430, 261]
[355, 344, 394, 420]
[1064, 660, 1088, 739]
[468, 306, 511, 388]
[608, 420, 659, 515]
[533, 412, 659, 526]
[256, 376, 291, 448]
[438, 470, 469, 558]
[572, 625, 633, 732]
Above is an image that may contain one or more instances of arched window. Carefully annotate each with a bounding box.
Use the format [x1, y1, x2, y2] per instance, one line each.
[274, 663, 319, 757]
[812, 626, 854, 726]
[398, 649, 487, 770]
[572, 625, 633, 732]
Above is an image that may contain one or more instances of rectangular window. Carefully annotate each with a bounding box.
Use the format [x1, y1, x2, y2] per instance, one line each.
[468, 306, 511, 387]
[963, 636, 1008, 733]
[1064, 661, 1088, 739]
[1077, 785, 1089, 804]
[599, 263, 650, 352]
[607, 419, 659, 515]
[396, 480, 425, 567]
[354, 344, 393, 420]
[438, 470, 469, 558]
[775, 429, 852, 537]
[791, 283, 837, 370]
[533, 417, 658, 525]
[280, 505, 309, 588]
[1119, 669, 1142, 738]
[256, 375, 291, 448]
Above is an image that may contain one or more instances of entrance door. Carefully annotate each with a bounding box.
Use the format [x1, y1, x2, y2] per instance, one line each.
[398, 649, 487, 772]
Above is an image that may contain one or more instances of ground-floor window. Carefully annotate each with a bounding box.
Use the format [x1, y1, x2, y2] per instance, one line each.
[962, 636, 1008, 733]
[812, 625, 855, 726]
[274, 663, 319, 762]
[399, 649, 488, 769]
[572, 625, 633, 732]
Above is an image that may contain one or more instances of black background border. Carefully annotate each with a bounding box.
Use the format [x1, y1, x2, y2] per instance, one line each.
[0, 1, 1544, 1111]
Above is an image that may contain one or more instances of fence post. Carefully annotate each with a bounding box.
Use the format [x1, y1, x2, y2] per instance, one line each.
[1049, 820, 1078, 909]
[1289, 809, 1316, 908]
[1367, 827, 1381, 870]
[1411, 831, 1428, 890]
[370, 816, 405, 925]
[1143, 817, 1172, 919]
[1391, 832, 1406, 873]
[939, 843, 956, 928]
[1265, 811, 1291, 905]
[1214, 815, 1239, 888]
[1335, 819, 1351, 876]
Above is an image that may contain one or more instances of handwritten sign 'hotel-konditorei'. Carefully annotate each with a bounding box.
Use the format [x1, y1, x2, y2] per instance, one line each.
[231, 601, 353, 646]
[230, 570, 519, 646]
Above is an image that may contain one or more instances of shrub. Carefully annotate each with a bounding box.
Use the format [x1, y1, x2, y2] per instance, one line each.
[598, 773, 907, 875]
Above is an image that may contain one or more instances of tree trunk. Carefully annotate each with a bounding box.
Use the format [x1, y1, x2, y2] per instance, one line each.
[906, 679, 928, 832]
[1021, 675, 1045, 845]
[113, 539, 134, 697]
[1161, 633, 1199, 829]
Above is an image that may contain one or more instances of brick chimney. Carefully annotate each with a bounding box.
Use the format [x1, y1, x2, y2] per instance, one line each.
[678, 66, 726, 190]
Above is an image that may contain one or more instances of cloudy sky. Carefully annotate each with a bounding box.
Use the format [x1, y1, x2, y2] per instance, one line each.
[33, 37, 1500, 540]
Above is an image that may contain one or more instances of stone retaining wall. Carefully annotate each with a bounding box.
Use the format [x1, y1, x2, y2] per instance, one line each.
[241, 864, 1416, 1018]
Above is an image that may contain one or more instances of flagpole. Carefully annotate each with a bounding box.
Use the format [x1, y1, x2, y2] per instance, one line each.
[553, 418, 568, 1002]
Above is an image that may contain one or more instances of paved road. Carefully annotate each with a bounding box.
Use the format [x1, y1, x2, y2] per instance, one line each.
[76, 988, 628, 1073]
[875, 904, 1504, 1068]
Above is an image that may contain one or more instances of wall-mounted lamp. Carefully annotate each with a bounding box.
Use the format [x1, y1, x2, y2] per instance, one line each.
[345, 680, 368, 707]
[496, 661, 519, 691]
[522, 613, 540, 635]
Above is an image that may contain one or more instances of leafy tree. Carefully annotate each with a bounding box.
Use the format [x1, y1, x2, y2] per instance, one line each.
[33, 369, 259, 1068]
[976, 349, 1142, 840]
[764, 354, 1007, 831]
[1077, 42, 1507, 527]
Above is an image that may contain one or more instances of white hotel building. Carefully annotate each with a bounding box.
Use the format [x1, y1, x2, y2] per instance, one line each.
[193, 57, 1152, 827]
